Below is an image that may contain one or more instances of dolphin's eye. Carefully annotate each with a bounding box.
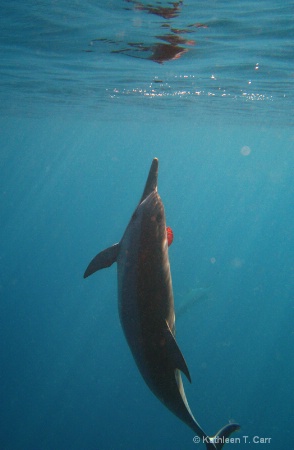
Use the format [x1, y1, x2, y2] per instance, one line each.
[156, 212, 163, 223]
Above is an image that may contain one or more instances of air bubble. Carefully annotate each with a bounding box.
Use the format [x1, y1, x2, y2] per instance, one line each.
[241, 146, 251, 156]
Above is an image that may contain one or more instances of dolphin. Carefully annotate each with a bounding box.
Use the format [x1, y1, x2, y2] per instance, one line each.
[84, 158, 240, 449]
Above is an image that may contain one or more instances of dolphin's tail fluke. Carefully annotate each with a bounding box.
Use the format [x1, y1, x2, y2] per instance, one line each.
[204, 423, 240, 450]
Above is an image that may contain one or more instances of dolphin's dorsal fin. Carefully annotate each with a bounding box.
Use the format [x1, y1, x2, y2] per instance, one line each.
[162, 318, 192, 383]
[84, 243, 120, 278]
[139, 158, 158, 204]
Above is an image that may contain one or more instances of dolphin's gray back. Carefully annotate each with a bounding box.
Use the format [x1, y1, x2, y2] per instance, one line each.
[84, 158, 240, 449]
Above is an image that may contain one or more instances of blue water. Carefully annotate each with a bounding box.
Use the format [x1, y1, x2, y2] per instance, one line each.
[0, 2, 293, 449]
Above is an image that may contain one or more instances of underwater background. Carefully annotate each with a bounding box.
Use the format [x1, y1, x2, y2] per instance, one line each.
[0, 1, 293, 449]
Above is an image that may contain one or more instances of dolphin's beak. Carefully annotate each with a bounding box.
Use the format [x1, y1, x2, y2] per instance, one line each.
[139, 158, 158, 204]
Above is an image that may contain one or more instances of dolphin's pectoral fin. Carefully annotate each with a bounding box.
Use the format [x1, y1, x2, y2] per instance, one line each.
[162, 318, 192, 383]
[84, 243, 120, 278]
